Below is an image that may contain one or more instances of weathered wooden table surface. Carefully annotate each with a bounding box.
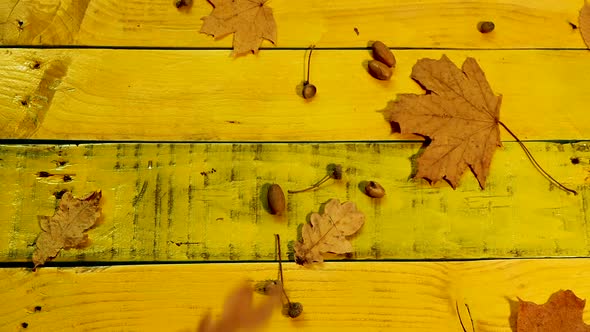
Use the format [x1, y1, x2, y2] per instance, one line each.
[1, 0, 590, 331]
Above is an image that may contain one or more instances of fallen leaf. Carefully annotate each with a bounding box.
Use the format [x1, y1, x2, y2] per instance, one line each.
[517, 289, 590, 332]
[198, 281, 281, 332]
[383, 55, 502, 189]
[295, 199, 365, 265]
[200, 0, 277, 56]
[32, 191, 102, 268]
[580, 1, 590, 49]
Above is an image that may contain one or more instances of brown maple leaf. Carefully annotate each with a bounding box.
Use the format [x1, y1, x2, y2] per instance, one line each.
[383, 55, 502, 189]
[580, 1, 590, 49]
[517, 290, 590, 332]
[295, 199, 365, 265]
[197, 281, 281, 332]
[32, 191, 102, 268]
[382, 55, 578, 194]
[200, 0, 277, 56]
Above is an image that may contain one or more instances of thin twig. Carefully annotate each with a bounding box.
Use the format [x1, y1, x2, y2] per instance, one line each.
[465, 304, 475, 331]
[499, 121, 577, 195]
[456, 302, 468, 332]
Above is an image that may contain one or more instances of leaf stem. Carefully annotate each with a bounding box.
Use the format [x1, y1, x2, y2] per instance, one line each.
[305, 45, 315, 84]
[288, 175, 330, 194]
[275, 234, 291, 305]
[288, 164, 342, 194]
[498, 121, 577, 195]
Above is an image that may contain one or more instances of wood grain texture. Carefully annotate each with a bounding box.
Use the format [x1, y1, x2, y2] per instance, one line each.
[2, 260, 590, 331]
[0, 142, 587, 264]
[0, 0, 586, 48]
[1, 49, 590, 141]
[1, 1, 588, 330]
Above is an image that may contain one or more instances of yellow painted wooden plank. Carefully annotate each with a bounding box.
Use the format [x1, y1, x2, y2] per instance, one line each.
[0, 142, 587, 263]
[2, 260, 590, 331]
[0, 0, 586, 48]
[1, 49, 590, 141]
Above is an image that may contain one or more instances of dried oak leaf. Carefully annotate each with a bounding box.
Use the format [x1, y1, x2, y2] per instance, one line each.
[517, 289, 590, 332]
[197, 282, 281, 332]
[200, 0, 277, 56]
[580, 1, 590, 49]
[383, 55, 502, 189]
[32, 191, 102, 268]
[294, 199, 365, 265]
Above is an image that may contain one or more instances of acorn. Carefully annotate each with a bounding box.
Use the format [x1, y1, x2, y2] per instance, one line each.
[368, 60, 392, 80]
[254, 279, 279, 295]
[267, 184, 286, 215]
[302, 83, 317, 99]
[330, 164, 343, 180]
[284, 302, 303, 318]
[371, 41, 396, 67]
[364, 181, 386, 198]
[477, 21, 495, 33]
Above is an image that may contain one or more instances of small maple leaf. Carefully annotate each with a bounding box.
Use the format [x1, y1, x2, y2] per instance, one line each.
[517, 289, 590, 332]
[197, 282, 281, 332]
[32, 191, 102, 268]
[580, 1, 590, 49]
[200, 0, 277, 56]
[383, 55, 502, 189]
[294, 199, 365, 265]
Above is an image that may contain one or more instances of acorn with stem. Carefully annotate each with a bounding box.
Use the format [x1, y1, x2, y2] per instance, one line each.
[275, 234, 303, 318]
[288, 164, 342, 194]
[256, 235, 303, 318]
[302, 45, 317, 99]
